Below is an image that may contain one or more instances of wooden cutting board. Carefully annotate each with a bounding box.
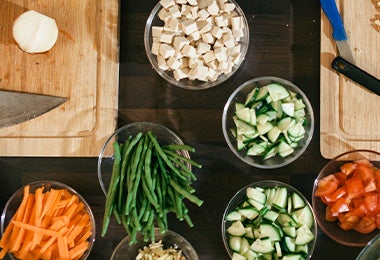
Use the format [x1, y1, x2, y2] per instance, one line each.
[320, 0, 380, 159]
[0, 0, 119, 156]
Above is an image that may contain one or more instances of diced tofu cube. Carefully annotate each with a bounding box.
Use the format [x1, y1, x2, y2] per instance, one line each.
[214, 15, 227, 27]
[207, 67, 218, 81]
[211, 26, 223, 39]
[224, 2, 236, 13]
[159, 43, 176, 59]
[173, 68, 190, 80]
[201, 32, 214, 44]
[232, 52, 242, 65]
[175, 0, 188, 4]
[232, 28, 244, 40]
[188, 64, 209, 81]
[164, 17, 180, 32]
[173, 36, 190, 51]
[152, 26, 164, 38]
[158, 8, 171, 22]
[203, 50, 216, 63]
[230, 16, 242, 31]
[197, 0, 209, 9]
[157, 55, 169, 70]
[167, 56, 182, 70]
[199, 22, 212, 34]
[218, 60, 229, 73]
[188, 30, 201, 41]
[196, 20, 208, 31]
[181, 44, 197, 57]
[187, 0, 198, 6]
[181, 4, 192, 17]
[207, 1, 219, 16]
[198, 9, 210, 20]
[229, 44, 241, 57]
[222, 32, 235, 48]
[182, 19, 198, 35]
[151, 42, 160, 55]
[181, 57, 189, 68]
[190, 6, 199, 19]
[214, 46, 227, 61]
[196, 42, 211, 54]
[174, 50, 184, 59]
[213, 39, 224, 47]
[168, 5, 181, 18]
[188, 57, 203, 69]
[207, 59, 218, 70]
[160, 0, 175, 9]
[160, 31, 175, 44]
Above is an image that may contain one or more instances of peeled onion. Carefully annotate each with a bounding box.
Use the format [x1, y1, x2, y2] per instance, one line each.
[13, 10, 59, 53]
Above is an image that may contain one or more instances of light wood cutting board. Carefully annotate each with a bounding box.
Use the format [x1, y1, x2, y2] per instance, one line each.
[0, 0, 119, 156]
[320, 0, 380, 159]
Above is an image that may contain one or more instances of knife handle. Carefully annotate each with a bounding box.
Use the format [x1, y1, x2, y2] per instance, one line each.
[320, 0, 347, 40]
[332, 56, 380, 96]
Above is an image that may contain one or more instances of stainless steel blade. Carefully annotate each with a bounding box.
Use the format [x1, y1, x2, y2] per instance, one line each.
[0, 90, 68, 128]
[336, 41, 355, 64]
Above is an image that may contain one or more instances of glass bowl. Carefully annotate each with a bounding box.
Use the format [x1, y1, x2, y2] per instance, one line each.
[144, 0, 249, 90]
[98, 121, 190, 196]
[356, 232, 380, 260]
[111, 229, 198, 260]
[312, 149, 380, 247]
[222, 76, 314, 169]
[1, 180, 95, 260]
[222, 180, 317, 259]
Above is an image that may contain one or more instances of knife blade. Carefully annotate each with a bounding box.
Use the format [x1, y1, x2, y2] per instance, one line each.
[332, 56, 380, 95]
[320, 0, 355, 64]
[0, 90, 68, 128]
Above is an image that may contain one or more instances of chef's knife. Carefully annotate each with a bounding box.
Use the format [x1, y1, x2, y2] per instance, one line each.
[320, 0, 355, 64]
[0, 90, 68, 128]
[332, 56, 380, 95]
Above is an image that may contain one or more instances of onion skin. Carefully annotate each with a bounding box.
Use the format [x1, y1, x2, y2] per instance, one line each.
[12, 10, 59, 54]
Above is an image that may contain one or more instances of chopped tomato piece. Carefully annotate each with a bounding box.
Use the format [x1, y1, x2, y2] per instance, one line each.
[364, 192, 380, 214]
[331, 197, 350, 214]
[325, 205, 338, 221]
[324, 187, 347, 203]
[351, 203, 368, 218]
[376, 215, 380, 229]
[353, 215, 377, 234]
[353, 164, 374, 186]
[374, 170, 380, 191]
[354, 158, 373, 168]
[338, 212, 359, 230]
[364, 179, 377, 193]
[315, 174, 339, 197]
[340, 162, 356, 176]
[345, 177, 364, 199]
[334, 171, 347, 185]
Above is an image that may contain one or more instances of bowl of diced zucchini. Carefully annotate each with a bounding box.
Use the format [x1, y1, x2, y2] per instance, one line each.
[222, 180, 317, 259]
[222, 76, 314, 169]
[144, 0, 249, 90]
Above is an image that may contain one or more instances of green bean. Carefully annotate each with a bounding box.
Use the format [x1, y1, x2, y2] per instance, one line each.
[162, 144, 196, 152]
[163, 149, 202, 169]
[169, 178, 204, 207]
[101, 141, 122, 237]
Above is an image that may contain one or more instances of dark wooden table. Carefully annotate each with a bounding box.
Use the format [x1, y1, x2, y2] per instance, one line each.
[0, 0, 367, 259]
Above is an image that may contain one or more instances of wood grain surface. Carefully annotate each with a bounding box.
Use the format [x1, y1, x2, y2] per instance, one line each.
[0, 0, 119, 156]
[320, 0, 380, 159]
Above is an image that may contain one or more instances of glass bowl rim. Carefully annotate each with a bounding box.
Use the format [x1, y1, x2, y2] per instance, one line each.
[143, 0, 250, 90]
[222, 76, 315, 169]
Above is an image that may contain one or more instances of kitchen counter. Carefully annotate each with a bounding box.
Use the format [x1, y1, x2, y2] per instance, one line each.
[0, 0, 365, 259]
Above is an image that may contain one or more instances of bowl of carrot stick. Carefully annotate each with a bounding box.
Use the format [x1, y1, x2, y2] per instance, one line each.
[0, 180, 95, 260]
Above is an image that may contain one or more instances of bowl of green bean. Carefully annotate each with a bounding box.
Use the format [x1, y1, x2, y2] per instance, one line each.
[97, 121, 204, 243]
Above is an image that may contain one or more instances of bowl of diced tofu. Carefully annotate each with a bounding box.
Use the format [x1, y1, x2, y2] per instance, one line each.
[144, 0, 249, 90]
[222, 180, 317, 259]
[222, 76, 314, 169]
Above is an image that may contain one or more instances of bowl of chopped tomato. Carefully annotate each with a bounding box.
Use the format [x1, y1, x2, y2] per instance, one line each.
[312, 149, 380, 247]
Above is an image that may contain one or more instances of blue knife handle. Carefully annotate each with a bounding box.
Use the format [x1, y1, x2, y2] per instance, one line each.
[320, 0, 348, 41]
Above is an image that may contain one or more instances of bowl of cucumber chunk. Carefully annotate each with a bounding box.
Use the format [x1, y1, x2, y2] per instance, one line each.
[222, 180, 317, 260]
[222, 76, 314, 169]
